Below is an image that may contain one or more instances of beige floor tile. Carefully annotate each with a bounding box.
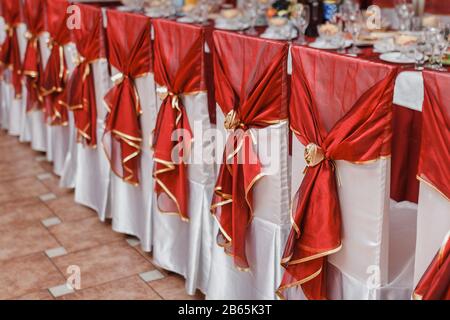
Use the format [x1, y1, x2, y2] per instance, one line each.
[0, 200, 54, 230]
[49, 217, 125, 252]
[39, 174, 73, 196]
[59, 276, 162, 300]
[0, 253, 65, 299]
[52, 242, 155, 289]
[0, 159, 45, 182]
[45, 195, 96, 222]
[14, 290, 54, 300]
[0, 224, 60, 261]
[148, 275, 203, 300]
[0, 177, 49, 204]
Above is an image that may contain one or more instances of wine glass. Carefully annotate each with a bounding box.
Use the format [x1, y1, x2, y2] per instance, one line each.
[291, 4, 310, 45]
[198, 0, 209, 25]
[414, 35, 428, 70]
[434, 33, 449, 71]
[346, 8, 363, 55]
[244, 0, 258, 36]
[425, 27, 441, 68]
[395, 0, 415, 31]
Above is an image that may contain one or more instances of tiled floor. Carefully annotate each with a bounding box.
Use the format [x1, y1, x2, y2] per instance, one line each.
[0, 130, 204, 300]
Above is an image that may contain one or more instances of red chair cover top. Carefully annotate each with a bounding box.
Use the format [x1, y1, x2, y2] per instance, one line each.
[59, 3, 106, 147]
[414, 233, 450, 300]
[152, 18, 211, 221]
[211, 30, 289, 271]
[23, 0, 44, 35]
[418, 70, 450, 201]
[279, 46, 398, 300]
[103, 9, 152, 186]
[23, 0, 46, 112]
[41, 0, 71, 125]
[45, 0, 70, 45]
[0, 0, 23, 99]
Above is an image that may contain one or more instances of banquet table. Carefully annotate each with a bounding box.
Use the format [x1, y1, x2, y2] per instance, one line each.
[0, 0, 449, 300]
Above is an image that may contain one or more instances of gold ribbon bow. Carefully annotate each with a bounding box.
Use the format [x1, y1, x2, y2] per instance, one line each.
[304, 143, 325, 168]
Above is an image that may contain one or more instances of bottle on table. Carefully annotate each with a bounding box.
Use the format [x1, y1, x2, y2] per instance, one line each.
[303, 0, 324, 37]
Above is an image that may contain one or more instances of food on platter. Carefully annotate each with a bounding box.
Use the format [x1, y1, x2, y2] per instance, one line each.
[221, 8, 240, 19]
[395, 34, 418, 46]
[318, 23, 339, 37]
[422, 15, 440, 28]
[268, 16, 289, 27]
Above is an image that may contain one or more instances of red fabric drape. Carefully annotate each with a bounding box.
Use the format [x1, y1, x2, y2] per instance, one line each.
[103, 10, 152, 186]
[23, 0, 45, 112]
[414, 234, 450, 300]
[0, 0, 23, 99]
[278, 46, 398, 300]
[59, 4, 105, 147]
[41, 0, 70, 126]
[390, 105, 421, 203]
[418, 71, 450, 201]
[152, 19, 210, 221]
[211, 31, 288, 271]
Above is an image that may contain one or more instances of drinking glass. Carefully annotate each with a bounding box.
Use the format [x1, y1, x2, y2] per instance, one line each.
[346, 8, 363, 55]
[292, 4, 310, 45]
[434, 33, 449, 71]
[414, 35, 428, 70]
[198, 0, 209, 25]
[425, 27, 440, 68]
[395, 0, 415, 31]
[245, 0, 258, 36]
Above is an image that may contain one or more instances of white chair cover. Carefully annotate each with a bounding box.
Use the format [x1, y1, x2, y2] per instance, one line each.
[48, 43, 76, 177]
[152, 90, 216, 295]
[414, 184, 450, 286]
[107, 67, 156, 252]
[4, 23, 27, 137]
[206, 109, 291, 300]
[72, 59, 111, 221]
[0, 16, 6, 130]
[16, 22, 32, 143]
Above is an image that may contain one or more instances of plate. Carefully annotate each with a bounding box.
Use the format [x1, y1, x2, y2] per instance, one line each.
[379, 52, 415, 64]
[308, 40, 352, 50]
[214, 22, 250, 31]
[177, 16, 195, 23]
[259, 33, 297, 41]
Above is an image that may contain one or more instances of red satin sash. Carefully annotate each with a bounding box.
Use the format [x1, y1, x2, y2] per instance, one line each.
[23, 0, 45, 112]
[41, 0, 70, 126]
[418, 71, 450, 201]
[103, 10, 152, 186]
[0, 0, 23, 99]
[59, 4, 105, 147]
[60, 59, 97, 146]
[152, 19, 209, 221]
[414, 234, 450, 300]
[211, 31, 288, 271]
[278, 47, 398, 300]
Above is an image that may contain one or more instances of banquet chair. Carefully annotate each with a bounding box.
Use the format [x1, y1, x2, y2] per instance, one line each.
[0, 0, 25, 137]
[104, 9, 155, 251]
[58, 4, 111, 217]
[21, 0, 47, 152]
[207, 31, 291, 300]
[41, 0, 77, 176]
[0, 2, 8, 130]
[151, 19, 216, 295]
[413, 70, 450, 287]
[281, 46, 417, 300]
